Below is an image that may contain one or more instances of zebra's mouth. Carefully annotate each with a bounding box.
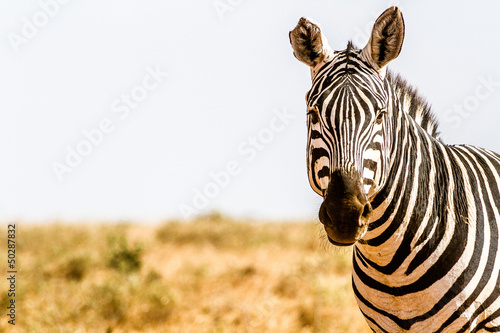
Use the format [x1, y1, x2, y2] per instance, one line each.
[320, 219, 368, 246]
[327, 236, 355, 247]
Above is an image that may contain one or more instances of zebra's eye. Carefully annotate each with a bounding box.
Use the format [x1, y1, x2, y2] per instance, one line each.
[375, 109, 387, 124]
[307, 106, 320, 124]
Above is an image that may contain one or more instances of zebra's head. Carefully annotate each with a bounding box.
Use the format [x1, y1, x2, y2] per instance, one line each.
[290, 7, 405, 246]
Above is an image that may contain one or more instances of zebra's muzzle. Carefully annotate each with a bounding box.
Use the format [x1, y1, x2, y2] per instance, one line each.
[318, 170, 372, 246]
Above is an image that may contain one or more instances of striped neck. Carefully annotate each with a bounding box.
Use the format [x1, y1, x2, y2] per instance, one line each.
[356, 80, 451, 266]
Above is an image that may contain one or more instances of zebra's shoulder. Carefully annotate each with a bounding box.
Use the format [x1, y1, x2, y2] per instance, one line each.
[387, 71, 440, 139]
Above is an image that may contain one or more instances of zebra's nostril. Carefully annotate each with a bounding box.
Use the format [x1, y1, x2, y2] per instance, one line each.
[362, 203, 372, 219]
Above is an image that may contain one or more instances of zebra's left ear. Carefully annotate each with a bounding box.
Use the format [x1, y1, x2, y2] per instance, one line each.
[361, 6, 405, 78]
[289, 18, 334, 77]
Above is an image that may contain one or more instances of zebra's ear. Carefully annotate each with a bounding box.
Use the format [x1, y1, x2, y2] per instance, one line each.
[289, 18, 334, 73]
[362, 6, 405, 76]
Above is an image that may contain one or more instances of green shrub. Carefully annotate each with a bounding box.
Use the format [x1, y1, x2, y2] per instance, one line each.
[107, 236, 142, 274]
[62, 256, 89, 281]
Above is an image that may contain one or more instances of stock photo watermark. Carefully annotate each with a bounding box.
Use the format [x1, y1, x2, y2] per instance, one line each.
[51, 65, 168, 182]
[240, 293, 278, 329]
[6, 224, 17, 326]
[7, 0, 72, 53]
[178, 107, 296, 218]
[213, 1, 399, 23]
[212, 0, 244, 21]
[443, 75, 500, 129]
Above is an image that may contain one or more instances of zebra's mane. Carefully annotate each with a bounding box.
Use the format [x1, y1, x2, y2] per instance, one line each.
[387, 71, 440, 139]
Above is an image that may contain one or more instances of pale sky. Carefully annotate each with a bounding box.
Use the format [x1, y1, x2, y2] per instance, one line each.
[1, 1, 500, 223]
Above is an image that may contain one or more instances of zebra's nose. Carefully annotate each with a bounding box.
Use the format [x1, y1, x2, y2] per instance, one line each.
[361, 202, 373, 220]
[322, 194, 371, 226]
[318, 170, 371, 245]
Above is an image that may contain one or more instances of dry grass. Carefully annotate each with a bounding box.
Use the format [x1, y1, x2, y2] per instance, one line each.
[0, 214, 371, 332]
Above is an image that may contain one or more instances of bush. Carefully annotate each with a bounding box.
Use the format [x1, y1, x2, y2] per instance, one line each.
[107, 236, 142, 274]
[62, 256, 89, 281]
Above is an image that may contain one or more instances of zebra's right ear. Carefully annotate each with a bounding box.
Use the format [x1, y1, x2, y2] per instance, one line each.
[289, 18, 334, 74]
[361, 6, 405, 77]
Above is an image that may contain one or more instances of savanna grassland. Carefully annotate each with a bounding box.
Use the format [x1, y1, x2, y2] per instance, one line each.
[0, 215, 371, 332]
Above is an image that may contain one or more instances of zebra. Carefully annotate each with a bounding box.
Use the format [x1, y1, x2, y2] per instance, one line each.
[289, 6, 500, 332]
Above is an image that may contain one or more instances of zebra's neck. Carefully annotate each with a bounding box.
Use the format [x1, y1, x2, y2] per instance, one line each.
[355, 82, 462, 274]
